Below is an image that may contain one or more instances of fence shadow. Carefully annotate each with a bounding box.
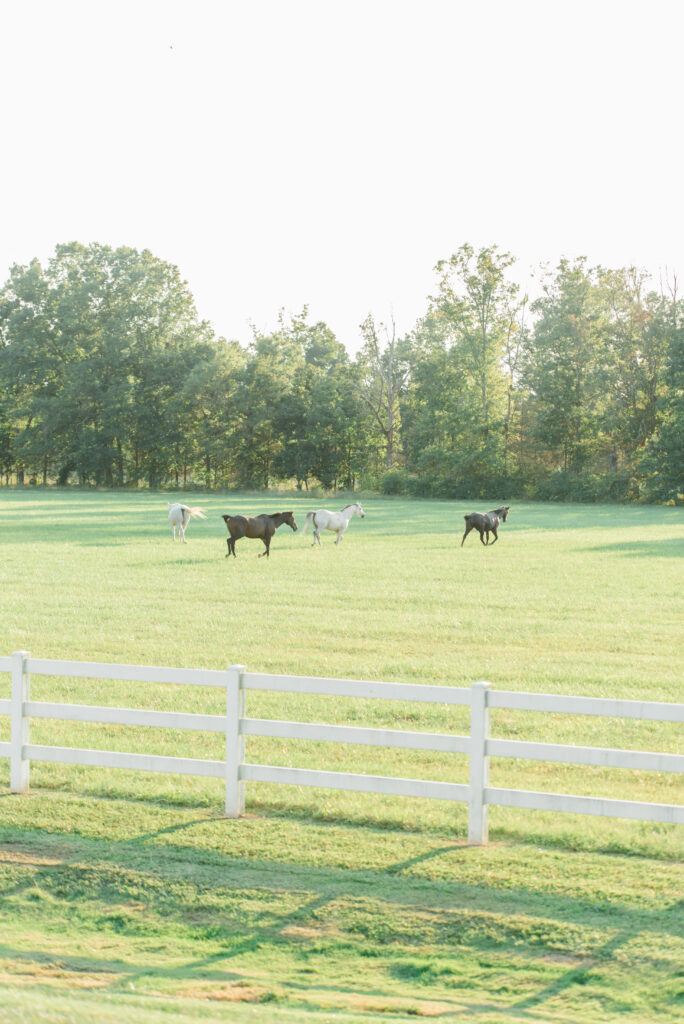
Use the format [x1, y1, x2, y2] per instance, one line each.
[0, 819, 680, 1019]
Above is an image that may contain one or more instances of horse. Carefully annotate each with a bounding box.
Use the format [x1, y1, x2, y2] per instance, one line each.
[461, 505, 510, 547]
[222, 511, 298, 558]
[168, 502, 207, 542]
[301, 502, 366, 546]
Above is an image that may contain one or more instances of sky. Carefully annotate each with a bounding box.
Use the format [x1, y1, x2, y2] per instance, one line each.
[1, 1, 682, 353]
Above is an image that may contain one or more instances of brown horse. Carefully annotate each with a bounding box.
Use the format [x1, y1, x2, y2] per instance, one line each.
[222, 511, 298, 558]
[461, 506, 510, 547]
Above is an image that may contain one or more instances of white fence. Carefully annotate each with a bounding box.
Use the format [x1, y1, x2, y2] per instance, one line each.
[1, 651, 683, 844]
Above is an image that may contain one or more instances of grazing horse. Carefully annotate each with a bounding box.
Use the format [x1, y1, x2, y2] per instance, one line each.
[168, 502, 207, 542]
[301, 502, 366, 546]
[461, 505, 510, 547]
[222, 511, 298, 558]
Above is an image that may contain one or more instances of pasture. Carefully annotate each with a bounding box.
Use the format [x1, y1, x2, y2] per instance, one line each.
[0, 489, 682, 1023]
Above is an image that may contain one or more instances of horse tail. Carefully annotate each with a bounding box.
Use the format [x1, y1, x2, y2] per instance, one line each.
[302, 511, 314, 535]
[188, 507, 207, 520]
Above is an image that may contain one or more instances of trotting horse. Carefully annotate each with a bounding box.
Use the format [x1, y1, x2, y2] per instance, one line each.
[168, 503, 207, 542]
[301, 502, 366, 546]
[461, 505, 510, 547]
[222, 511, 298, 558]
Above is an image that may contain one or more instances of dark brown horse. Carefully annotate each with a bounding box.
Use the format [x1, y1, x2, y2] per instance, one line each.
[461, 506, 510, 547]
[222, 511, 298, 558]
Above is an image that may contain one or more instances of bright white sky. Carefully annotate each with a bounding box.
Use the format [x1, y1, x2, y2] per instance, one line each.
[1, 1, 682, 352]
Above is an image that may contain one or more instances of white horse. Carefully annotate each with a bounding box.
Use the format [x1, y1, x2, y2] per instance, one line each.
[168, 502, 207, 542]
[301, 502, 365, 546]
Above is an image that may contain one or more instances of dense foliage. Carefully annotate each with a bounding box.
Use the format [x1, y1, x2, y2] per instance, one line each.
[1, 241, 682, 501]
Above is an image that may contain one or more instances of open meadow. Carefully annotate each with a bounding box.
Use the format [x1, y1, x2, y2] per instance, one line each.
[0, 489, 682, 1023]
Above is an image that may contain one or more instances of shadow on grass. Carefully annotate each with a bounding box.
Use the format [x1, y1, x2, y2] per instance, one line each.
[582, 538, 684, 557]
[8, 780, 678, 863]
[3, 492, 681, 547]
[0, 814, 681, 1020]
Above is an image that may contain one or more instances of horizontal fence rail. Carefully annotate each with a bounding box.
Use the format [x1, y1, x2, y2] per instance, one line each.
[488, 689, 684, 721]
[1, 652, 682, 844]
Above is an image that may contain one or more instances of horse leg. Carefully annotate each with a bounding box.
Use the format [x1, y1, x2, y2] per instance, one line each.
[334, 529, 343, 545]
[489, 527, 498, 545]
[313, 529, 321, 546]
[479, 527, 487, 545]
[259, 535, 270, 557]
[461, 525, 472, 546]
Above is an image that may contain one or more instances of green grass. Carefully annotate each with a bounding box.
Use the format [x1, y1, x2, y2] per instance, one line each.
[0, 488, 682, 1023]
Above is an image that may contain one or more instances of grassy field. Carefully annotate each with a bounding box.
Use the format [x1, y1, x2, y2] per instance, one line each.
[0, 488, 682, 1023]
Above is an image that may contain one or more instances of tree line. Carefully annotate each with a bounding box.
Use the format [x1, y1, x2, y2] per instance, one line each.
[1, 241, 682, 503]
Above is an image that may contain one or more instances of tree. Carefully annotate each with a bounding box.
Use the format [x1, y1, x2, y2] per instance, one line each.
[401, 244, 521, 495]
[261, 310, 367, 491]
[174, 338, 246, 488]
[594, 267, 667, 495]
[299, 319, 366, 489]
[429, 244, 519, 438]
[0, 257, 68, 483]
[523, 258, 608, 475]
[0, 242, 215, 486]
[639, 274, 684, 502]
[233, 313, 307, 488]
[353, 314, 412, 472]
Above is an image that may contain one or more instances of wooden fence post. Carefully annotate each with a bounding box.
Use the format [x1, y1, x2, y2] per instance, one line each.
[225, 664, 246, 817]
[468, 681, 491, 845]
[10, 650, 30, 794]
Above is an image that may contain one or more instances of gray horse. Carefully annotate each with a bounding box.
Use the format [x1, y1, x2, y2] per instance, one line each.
[461, 506, 510, 546]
